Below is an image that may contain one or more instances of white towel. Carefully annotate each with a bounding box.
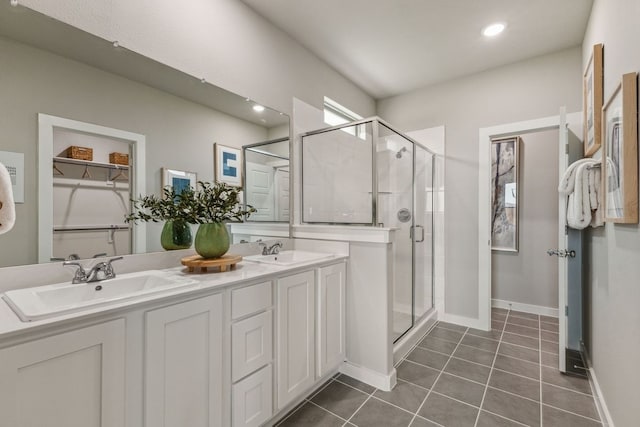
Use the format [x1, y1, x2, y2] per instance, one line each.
[566, 162, 592, 229]
[590, 167, 604, 227]
[558, 158, 598, 195]
[0, 162, 16, 234]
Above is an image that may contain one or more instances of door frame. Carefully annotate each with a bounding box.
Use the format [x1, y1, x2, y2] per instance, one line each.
[477, 111, 582, 331]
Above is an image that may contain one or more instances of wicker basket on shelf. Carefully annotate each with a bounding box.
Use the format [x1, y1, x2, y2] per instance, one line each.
[109, 152, 129, 165]
[64, 146, 93, 161]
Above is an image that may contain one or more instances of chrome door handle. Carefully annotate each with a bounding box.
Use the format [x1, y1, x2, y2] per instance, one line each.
[547, 249, 576, 258]
[410, 225, 425, 242]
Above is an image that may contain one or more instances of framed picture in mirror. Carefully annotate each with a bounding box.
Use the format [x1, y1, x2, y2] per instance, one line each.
[214, 143, 242, 186]
[162, 168, 197, 196]
[602, 72, 638, 223]
[490, 136, 520, 252]
[583, 43, 603, 157]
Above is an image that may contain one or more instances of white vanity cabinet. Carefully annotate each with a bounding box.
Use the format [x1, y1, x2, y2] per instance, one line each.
[0, 319, 126, 427]
[144, 294, 224, 427]
[317, 262, 346, 377]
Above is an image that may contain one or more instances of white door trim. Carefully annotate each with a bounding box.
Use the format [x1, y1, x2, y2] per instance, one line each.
[477, 112, 581, 330]
[38, 113, 146, 263]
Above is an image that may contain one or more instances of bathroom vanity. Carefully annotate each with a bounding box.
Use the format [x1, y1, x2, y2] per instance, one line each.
[0, 253, 346, 427]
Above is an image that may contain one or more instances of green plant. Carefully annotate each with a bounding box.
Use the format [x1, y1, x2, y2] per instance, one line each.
[125, 181, 256, 224]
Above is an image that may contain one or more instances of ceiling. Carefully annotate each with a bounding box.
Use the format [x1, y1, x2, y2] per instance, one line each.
[241, 0, 593, 99]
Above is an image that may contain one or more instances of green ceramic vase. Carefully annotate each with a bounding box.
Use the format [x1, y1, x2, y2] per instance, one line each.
[160, 219, 193, 250]
[194, 222, 230, 259]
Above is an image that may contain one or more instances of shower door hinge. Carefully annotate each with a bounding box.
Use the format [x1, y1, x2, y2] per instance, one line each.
[565, 305, 569, 316]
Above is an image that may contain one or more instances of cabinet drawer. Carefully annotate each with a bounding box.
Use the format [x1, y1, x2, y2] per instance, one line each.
[232, 310, 273, 382]
[231, 281, 272, 319]
[232, 364, 273, 427]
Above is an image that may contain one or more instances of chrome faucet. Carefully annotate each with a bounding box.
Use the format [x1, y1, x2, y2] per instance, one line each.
[259, 241, 283, 255]
[63, 256, 123, 284]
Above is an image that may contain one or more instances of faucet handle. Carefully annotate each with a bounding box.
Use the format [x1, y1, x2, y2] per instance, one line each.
[63, 261, 87, 283]
[107, 256, 124, 265]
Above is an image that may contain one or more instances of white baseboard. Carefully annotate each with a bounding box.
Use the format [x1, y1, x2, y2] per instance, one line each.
[492, 298, 559, 318]
[339, 361, 396, 392]
[393, 310, 438, 365]
[438, 312, 486, 330]
[583, 349, 614, 426]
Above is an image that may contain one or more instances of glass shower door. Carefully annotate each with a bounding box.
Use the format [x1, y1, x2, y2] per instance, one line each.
[413, 146, 434, 322]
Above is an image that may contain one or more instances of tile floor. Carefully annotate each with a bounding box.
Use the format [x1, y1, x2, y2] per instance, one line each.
[275, 308, 602, 427]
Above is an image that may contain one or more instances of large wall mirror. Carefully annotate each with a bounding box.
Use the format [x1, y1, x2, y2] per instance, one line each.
[0, 4, 290, 268]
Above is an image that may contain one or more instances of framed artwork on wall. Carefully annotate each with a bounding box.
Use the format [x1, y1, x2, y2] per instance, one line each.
[490, 137, 520, 252]
[602, 72, 638, 223]
[161, 168, 197, 196]
[583, 43, 604, 157]
[214, 143, 242, 186]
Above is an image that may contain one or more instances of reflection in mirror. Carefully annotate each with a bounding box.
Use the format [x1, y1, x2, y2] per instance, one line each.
[0, 4, 290, 268]
[243, 138, 290, 222]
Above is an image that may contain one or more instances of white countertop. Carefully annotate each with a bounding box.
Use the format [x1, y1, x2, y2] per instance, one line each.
[0, 255, 347, 341]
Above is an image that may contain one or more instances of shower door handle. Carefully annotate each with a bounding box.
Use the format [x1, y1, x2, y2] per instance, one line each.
[411, 225, 425, 242]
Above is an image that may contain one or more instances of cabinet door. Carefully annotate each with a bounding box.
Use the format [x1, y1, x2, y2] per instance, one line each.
[145, 294, 223, 427]
[317, 263, 346, 377]
[276, 270, 315, 409]
[232, 364, 273, 427]
[0, 319, 126, 427]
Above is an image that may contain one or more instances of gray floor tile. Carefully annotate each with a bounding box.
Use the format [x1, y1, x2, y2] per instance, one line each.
[540, 315, 559, 325]
[335, 374, 376, 394]
[482, 387, 541, 426]
[277, 402, 345, 426]
[504, 323, 539, 339]
[501, 332, 540, 350]
[507, 315, 539, 329]
[433, 373, 486, 406]
[467, 327, 503, 341]
[476, 411, 524, 427]
[406, 347, 449, 371]
[541, 339, 559, 354]
[419, 392, 479, 427]
[444, 357, 491, 384]
[409, 416, 439, 427]
[489, 369, 540, 401]
[373, 380, 429, 413]
[541, 366, 592, 395]
[540, 330, 559, 343]
[397, 360, 440, 389]
[310, 380, 369, 420]
[541, 383, 599, 420]
[350, 397, 414, 427]
[428, 326, 464, 343]
[508, 310, 539, 321]
[453, 344, 496, 367]
[492, 307, 509, 315]
[541, 351, 559, 368]
[541, 321, 559, 332]
[417, 336, 458, 355]
[492, 320, 506, 330]
[493, 354, 540, 380]
[461, 334, 499, 352]
[542, 404, 601, 426]
[436, 321, 468, 332]
[498, 342, 539, 363]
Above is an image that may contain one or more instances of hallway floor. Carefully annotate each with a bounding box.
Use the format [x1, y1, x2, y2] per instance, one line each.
[276, 308, 602, 427]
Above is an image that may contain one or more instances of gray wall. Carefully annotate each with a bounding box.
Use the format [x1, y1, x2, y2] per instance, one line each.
[0, 37, 268, 267]
[378, 47, 582, 318]
[20, 0, 376, 119]
[492, 129, 559, 309]
[582, 0, 640, 424]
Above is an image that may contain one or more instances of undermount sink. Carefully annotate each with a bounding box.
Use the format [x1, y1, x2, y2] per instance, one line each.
[3, 270, 198, 322]
[244, 250, 334, 266]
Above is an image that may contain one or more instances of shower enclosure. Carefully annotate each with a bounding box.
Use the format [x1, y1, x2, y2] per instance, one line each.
[301, 118, 435, 342]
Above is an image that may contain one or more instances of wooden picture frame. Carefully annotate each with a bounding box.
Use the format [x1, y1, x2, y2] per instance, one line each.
[490, 137, 520, 252]
[161, 168, 197, 196]
[214, 143, 242, 186]
[583, 44, 604, 157]
[602, 72, 638, 223]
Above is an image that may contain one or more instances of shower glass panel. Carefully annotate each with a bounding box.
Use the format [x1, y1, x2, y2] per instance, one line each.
[302, 122, 373, 224]
[377, 124, 415, 341]
[414, 145, 434, 322]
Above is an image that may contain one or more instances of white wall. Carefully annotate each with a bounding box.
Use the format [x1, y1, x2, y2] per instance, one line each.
[491, 129, 559, 309]
[378, 47, 582, 320]
[20, 0, 375, 119]
[582, 0, 640, 425]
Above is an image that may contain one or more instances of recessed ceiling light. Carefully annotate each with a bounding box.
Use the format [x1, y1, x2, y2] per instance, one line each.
[482, 23, 506, 37]
[253, 105, 265, 113]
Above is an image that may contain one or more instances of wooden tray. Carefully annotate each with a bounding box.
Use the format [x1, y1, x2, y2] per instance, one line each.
[181, 254, 242, 273]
